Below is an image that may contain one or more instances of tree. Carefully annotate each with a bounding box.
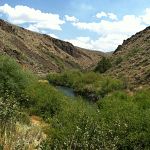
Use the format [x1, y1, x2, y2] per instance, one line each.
[94, 57, 112, 73]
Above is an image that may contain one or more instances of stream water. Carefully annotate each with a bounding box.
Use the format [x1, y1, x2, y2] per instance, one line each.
[55, 86, 76, 98]
[55, 86, 98, 102]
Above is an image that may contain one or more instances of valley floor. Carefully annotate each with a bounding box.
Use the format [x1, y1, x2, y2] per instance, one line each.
[0, 55, 150, 150]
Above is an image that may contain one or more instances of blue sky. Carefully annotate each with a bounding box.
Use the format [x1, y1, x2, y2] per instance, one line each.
[0, 0, 150, 52]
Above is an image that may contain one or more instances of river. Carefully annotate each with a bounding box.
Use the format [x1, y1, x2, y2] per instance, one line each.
[55, 86, 76, 98]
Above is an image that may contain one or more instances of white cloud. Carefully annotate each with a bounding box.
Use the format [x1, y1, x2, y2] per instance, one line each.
[0, 4, 65, 31]
[66, 34, 129, 52]
[66, 37, 93, 50]
[142, 8, 150, 24]
[65, 15, 78, 22]
[71, 13, 148, 51]
[96, 12, 107, 19]
[108, 13, 118, 20]
[26, 24, 39, 32]
[96, 11, 118, 20]
[73, 15, 145, 35]
[48, 33, 58, 39]
[90, 34, 128, 52]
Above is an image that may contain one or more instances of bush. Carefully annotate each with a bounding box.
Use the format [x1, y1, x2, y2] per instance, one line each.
[25, 82, 69, 119]
[0, 97, 18, 138]
[0, 96, 30, 148]
[96, 90, 150, 149]
[99, 77, 125, 97]
[115, 57, 123, 65]
[94, 57, 112, 73]
[0, 55, 71, 118]
[42, 89, 150, 149]
[0, 55, 35, 99]
[41, 100, 103, 149]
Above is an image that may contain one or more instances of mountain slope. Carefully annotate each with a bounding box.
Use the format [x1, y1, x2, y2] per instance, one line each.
[108, 27, 150, 87]
[0, 19, 103, 74]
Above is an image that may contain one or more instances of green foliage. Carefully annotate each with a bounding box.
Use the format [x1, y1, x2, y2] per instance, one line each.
[0, 55, 69, 118]
[126, 47, 142, 59]
[114, 56, 123, 65]
[1, 55, 150, 149]
[0, 55, 35, 100]
[96, 90, 150, 149]
[0, 97, 18, 137]
[41, 100, 103, 149]
[41, 89, 150, 149]
[99, 77, 125, 97]
[0, 144, 3, 150]
[25, 82, 68, 118]
[49, 54, 65, 70]
[133, 89, 150, 109]
[0, 96, 30, 148]
[94, 57, 112, 73]
[47, 70, 125, 101]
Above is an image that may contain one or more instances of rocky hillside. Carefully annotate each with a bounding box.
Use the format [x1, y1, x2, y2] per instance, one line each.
[0, 19, 103, 75]
[108, 26, 150, 87]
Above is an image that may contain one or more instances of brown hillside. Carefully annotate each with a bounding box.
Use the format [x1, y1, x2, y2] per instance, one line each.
[108, 27, 150, 87]
[0, 19, 103, 75]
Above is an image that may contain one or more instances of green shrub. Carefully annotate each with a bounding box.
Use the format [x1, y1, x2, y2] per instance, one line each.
[126, 47, 142, 59]
[94, 57, 112, 73]
[96, 90, 150, 149]
[0, 97, 18, 136]
[41, 99, 103, 149]
[25, 82, 69, 119]
[133, 89, 150, 109]
[0, 96, 30, 147]
[99, 77, 125, 97]
[42, 89, 150, 149]
[0, 55, 35, 99]
[115, 57, 123, 65]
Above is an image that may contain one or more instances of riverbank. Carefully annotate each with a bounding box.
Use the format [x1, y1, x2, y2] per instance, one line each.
[47, 70, 125, 102]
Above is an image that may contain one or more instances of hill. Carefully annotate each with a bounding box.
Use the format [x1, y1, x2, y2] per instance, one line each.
[108, 27, 150, 87]
[0, 19, 103, 75]
[1, 20, 150, 150]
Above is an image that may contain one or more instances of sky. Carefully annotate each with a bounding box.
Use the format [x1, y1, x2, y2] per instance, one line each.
[0, 0, 150, 52]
